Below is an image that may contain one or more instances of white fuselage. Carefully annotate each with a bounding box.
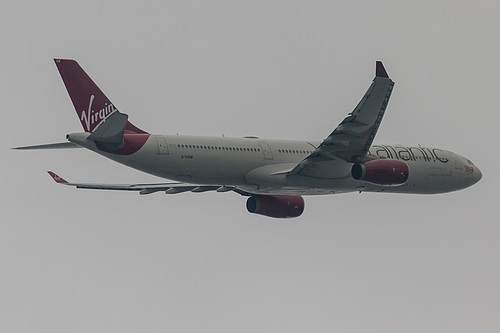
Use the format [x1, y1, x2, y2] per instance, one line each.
[68, 133, 482, 196]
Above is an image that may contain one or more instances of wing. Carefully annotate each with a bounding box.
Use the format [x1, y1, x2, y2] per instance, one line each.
[47, 171, 236, 195]
[291, 61, 394, 177]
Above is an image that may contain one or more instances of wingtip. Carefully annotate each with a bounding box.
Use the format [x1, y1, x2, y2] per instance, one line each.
[47, 171, 68, 184]
[53, 58, 77, 65]
[376, 61, 389, 78]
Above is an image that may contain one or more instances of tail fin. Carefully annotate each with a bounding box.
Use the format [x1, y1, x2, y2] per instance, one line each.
[54, 59, 147, 134]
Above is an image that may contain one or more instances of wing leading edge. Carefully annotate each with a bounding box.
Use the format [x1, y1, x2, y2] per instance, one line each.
[291, 61, 394, 177]
[47, 171, 237, 195]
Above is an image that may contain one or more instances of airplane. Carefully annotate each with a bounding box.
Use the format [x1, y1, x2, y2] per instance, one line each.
[14, 59, 482, 218]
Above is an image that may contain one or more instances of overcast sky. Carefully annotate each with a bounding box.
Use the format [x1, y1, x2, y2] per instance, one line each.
[1, 1, 499, 332]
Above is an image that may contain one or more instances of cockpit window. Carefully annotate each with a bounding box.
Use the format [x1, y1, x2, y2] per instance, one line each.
[467, 159, 474, 165]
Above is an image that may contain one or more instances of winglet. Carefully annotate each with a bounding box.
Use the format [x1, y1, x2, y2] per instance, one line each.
[48, 171, 68, 184]
[376, 61, 389, 78]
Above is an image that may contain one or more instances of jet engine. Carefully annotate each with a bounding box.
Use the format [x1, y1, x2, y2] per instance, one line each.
[351, 159, 409, 185]
[246, 195, 304, 218]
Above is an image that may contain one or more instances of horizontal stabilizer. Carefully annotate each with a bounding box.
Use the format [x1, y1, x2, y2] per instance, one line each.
[12, 142, 81, 150]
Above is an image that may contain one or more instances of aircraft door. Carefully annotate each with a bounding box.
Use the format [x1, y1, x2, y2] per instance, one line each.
[155, 136, 169, 155]
[258, 142, 273, 160]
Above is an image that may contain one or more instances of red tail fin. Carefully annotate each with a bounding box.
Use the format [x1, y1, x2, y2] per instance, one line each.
[54, 59, 147, 134]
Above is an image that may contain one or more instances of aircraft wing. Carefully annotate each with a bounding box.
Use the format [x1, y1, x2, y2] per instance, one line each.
[47, 171, 237, 195]
[291, 61, 394, 177]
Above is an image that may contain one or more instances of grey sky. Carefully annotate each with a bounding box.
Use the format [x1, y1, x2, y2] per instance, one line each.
[1, 0, 499, 332]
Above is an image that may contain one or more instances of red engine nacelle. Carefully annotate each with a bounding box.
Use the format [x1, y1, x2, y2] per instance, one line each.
[246, 195, 304, 218]
[352, 159, 409, 185]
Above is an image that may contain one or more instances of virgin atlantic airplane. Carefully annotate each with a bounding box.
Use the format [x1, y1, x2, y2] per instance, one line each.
[15, 59, 481, 218]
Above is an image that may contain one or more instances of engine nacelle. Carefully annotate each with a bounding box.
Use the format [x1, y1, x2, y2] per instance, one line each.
[246, 195, 304, 218]
[352, 159, 409, 186]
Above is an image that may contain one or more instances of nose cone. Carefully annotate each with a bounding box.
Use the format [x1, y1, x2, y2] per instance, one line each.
[464, 161, 482, 186]
[472, 166, 482, 184]
[458, 154, 481, 189]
